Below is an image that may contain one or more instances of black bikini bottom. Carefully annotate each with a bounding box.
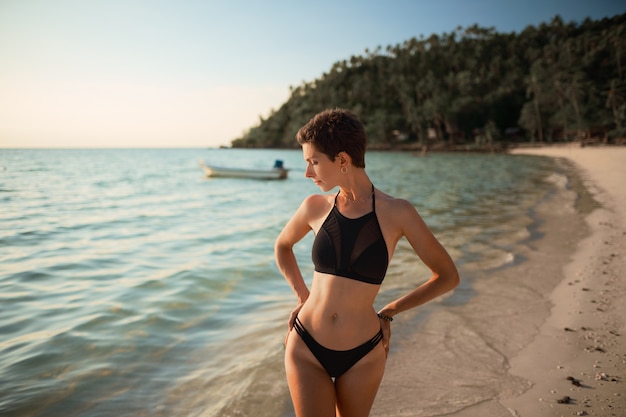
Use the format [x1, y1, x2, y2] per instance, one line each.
[293, 316, 383, 378]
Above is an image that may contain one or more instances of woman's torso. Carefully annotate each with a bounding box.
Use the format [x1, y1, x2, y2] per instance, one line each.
[297, 191, 401, 349]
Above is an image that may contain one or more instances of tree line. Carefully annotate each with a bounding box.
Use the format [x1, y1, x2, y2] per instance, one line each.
[231, 13, 626, 150]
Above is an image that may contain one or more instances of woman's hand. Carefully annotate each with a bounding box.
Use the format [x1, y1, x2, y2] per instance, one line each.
[379, 316, 391, 358]
[288, 303, 305, 329]
[285, 303, 305, 345]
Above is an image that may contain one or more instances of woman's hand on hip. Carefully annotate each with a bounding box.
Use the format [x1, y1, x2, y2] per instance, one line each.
[285, 303, 305, 345]
[379, 317, 391, 358]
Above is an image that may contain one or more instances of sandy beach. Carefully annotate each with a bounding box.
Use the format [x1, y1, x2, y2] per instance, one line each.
[372, 144, 626, 417]
[503, 145, 626, 417]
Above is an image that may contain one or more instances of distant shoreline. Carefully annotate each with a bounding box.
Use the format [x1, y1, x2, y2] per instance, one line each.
[227, 140, 626, 153]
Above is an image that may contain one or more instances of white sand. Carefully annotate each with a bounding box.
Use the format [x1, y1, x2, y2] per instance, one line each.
[372, 144, 626, 417]
[502, 145, 626, 416]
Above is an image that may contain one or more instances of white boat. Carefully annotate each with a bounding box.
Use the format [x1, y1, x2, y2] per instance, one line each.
[199, 159, 288, 180]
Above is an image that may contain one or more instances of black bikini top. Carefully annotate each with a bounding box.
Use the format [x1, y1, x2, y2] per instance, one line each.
[311, 185, 389, 285]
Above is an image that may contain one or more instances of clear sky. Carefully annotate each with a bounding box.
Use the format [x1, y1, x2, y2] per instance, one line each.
[1, 0, 624, 148]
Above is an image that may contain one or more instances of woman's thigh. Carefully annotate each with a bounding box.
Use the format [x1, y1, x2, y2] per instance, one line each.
[335, 341, 386, 417]
[284, 329, 336, 417]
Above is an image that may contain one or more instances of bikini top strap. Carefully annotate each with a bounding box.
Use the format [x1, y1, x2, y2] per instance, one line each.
[371, 184, 376, 212]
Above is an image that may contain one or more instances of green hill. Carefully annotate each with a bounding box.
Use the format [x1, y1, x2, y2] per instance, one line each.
[231, 13, 626, 150]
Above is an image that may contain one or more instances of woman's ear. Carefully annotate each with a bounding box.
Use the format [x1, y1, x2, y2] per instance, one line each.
[337, 151, 351, 167]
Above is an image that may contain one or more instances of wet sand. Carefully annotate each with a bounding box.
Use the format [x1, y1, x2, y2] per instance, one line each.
[372, 144, 626, 417]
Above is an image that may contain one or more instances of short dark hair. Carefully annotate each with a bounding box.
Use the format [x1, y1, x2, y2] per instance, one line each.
[296, 109, 366, 168]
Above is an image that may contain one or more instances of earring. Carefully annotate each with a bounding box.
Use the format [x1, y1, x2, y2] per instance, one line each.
[340, 166, 348, 174]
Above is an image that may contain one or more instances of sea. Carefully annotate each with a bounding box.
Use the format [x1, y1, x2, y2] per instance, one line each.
[0, 148, 567, 416]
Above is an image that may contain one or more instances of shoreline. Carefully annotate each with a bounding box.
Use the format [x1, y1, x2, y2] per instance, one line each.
[502, 145, 626, 416]
[372, 144, 625, 416]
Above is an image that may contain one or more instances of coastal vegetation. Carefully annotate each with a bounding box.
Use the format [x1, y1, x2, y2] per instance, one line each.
[231, 13, 626, 150]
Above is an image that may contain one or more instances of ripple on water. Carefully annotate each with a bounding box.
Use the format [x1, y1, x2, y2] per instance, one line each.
[0, 149, 567, 416]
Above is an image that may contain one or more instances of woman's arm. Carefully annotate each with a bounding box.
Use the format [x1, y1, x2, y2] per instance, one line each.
[378, 199, 460, 318]
[274, 196, 318, 305]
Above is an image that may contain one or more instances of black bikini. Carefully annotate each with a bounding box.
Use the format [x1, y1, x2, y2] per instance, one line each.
[311, 186, 388, 285]
[293, 316, 383, 378]
[294, 185, 389, 378]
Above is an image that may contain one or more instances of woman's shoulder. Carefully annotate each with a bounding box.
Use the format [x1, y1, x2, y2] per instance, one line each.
[376, 192, 422, 224]
[376, 192, 427, 238]
[302, 192, 335, 206]
[376, 191, 415, 212]
[299, 193, 335, 217]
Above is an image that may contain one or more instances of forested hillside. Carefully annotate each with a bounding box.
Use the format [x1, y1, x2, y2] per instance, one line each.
[231, 13, 626, 150]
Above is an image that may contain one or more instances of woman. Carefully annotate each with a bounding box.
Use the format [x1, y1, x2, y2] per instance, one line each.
[275, 109, 459, 417]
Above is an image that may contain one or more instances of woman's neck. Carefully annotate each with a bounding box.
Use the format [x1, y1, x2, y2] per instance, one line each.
[338, 172, 373, 203]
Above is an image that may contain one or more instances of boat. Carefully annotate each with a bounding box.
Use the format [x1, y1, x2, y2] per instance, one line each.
[199, 159, 289, 180]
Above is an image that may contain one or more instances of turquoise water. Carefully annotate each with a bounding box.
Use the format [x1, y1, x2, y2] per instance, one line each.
[0, 148, 558, 416]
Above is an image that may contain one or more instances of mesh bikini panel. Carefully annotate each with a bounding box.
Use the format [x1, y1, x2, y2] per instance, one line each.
[312, 207, 388, 285]
[346, 214, 388, 284]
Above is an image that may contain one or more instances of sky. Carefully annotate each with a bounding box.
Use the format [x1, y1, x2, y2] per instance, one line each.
[1, 0, 624, 148]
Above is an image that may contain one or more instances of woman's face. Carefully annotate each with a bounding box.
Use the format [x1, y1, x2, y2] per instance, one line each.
[302, 143, 341, 192]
